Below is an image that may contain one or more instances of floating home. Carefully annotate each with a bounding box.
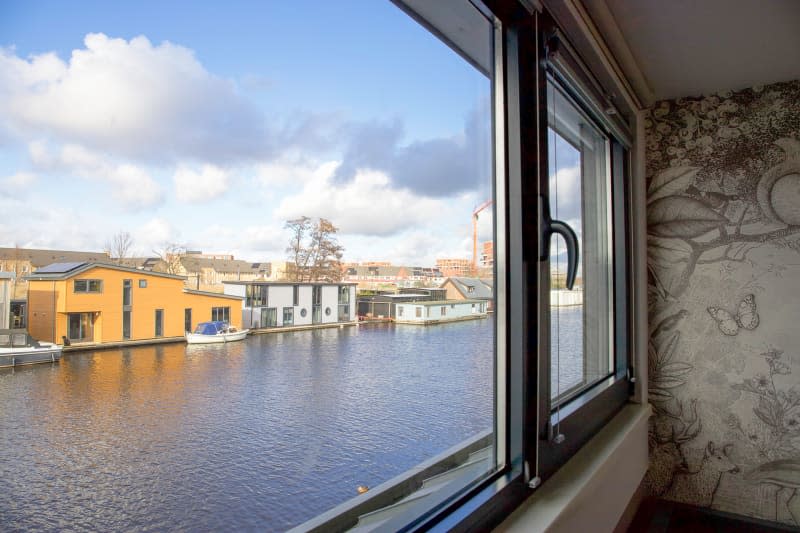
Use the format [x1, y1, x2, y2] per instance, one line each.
[222, 281, 357, 330]
[25, 262, 243, 347]
[394, 299, 488, 325]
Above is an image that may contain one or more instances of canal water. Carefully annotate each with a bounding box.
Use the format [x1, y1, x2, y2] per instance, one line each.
[0, 310, 582, 531]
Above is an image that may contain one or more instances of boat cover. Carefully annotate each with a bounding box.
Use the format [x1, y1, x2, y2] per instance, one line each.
[194, 321, 227, 335]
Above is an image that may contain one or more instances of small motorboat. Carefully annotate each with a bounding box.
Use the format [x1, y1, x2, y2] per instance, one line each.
[185, 321, 249, 344]
[0, 329, 62, 368]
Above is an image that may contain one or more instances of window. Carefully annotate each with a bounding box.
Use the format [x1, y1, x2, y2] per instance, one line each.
[154, 309, 163, 337]
[245, 284, 268, 308]
[211, 306, 230, 323]
[123, 279, 132, 306]
[0, 2, 636, 531]
[184, 308, 192, 333]
[74, 279, 102, 293]
[67, 313, 93, 342]
[139, 279, 147, 288]
[338, 285, 350, 321]
[312, 286, 322, 324]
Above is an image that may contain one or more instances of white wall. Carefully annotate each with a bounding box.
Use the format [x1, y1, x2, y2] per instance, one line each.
[225, 283, 356, 328]
[0, 275, 11, 329]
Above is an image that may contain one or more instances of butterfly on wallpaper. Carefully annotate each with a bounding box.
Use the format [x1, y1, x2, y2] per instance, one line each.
[707, 294, 759, 336]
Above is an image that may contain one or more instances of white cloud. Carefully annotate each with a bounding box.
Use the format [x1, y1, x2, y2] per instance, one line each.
[275, 166, 450, 237]
[255, 157, 339, 188]
[31, 142, 163, 209]
[174, 164, 229, 203]
[549, 165, 581, 221]
[0, 34, 267, 164]
[1, 171, 38, 195]
[134, 218, 179, 253]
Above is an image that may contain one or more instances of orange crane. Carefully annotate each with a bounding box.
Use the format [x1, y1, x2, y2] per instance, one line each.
[472, 199, 493, 273]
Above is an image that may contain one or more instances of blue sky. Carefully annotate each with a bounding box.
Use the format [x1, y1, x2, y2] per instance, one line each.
[0, 1, 494, 265]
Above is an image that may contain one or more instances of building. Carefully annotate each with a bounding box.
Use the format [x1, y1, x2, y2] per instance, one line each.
[223, 281, 357, 329]
[343, 264, 444, 289]
[356, 288, 446, 319]
[178, 255, 270, 290]
[0, 272, 12, 328]
[25, 262, 242, 346]
[0, 247, 109, 299]
[480, 241, 493, 268]
[440, 277, 493, 312]
[435, 258, 472, 277]
[394, 300, 487, 324]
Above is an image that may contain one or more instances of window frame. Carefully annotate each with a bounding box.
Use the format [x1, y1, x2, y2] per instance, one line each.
[74, 279, 103, 293]
[358, 2, 636, 531]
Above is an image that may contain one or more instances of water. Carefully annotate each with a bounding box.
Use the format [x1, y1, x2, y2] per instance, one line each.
[0, 320, 494, 531]
[0, 308, 584, 531]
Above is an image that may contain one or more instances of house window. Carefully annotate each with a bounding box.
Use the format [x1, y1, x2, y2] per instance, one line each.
[123, 279, 132, 306]
[74, 279, 102, 293]
[415, 307, 421, 318]
[441, 306, 447, 316]
[338, 285, 350, 321]
[139, 279, 147, 288]
[211, 306, 230, 323]
[283, 307, 293, 326]
[398, 307, 404, 317]
[154, 309, 163, 337]
[184, 308, 192, 333]
[67, 312, 93, 342]
[293, 285, 299, 306]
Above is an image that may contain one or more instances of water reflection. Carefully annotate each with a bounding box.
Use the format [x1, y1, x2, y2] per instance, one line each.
[0, 320, 493, 531]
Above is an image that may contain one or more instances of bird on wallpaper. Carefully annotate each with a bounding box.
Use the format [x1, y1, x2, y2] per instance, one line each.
[707, 294, 759, 336]
[651, 309, 689, 339]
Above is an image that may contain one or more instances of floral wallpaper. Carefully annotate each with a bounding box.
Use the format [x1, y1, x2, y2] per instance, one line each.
[644, 79, 800, 525]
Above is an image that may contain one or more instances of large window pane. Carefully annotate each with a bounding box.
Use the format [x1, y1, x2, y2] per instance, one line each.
[548, 79, 613, 404]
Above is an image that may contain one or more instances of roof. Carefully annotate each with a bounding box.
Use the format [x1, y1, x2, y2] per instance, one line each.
[441, 277, 493, 300]
[396, 299, 485, 306]
[25, 262, 186, 281]
[180, 256, 270, 275]
[223, 280, 357, 286]
[0, 247, 108, 267]
[345, 265, 444, 278]
[183, 288, 243, 300]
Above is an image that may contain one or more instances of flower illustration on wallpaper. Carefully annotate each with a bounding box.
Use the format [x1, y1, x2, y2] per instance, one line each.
[730, 349, 800, 459]
[647, 138, 800, 299]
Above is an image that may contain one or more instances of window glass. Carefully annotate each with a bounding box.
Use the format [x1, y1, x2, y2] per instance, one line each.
[547, 79, 614, 405]
[0, 1, 499, 531]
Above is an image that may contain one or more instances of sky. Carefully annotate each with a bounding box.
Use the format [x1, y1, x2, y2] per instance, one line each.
[0, 0, 497, 266]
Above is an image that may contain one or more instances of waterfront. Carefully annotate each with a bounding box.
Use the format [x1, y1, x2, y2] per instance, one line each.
[0, 319, 493, 531]
[0, 310, 583, 531]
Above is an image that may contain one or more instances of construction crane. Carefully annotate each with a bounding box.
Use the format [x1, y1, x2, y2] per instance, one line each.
[472, 199, 493, 273]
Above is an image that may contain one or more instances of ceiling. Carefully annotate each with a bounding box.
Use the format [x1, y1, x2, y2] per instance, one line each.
[595, 0, 800, 102]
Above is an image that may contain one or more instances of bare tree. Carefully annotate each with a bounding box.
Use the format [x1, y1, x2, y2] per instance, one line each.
[285, 216, 312, 281]
[285, 217, 344, 282]
[309, 218, 344, 281]
[153, 243, 185, 275]
[105, 231, 133, 263]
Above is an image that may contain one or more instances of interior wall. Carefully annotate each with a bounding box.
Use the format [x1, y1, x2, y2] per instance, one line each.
[644, 79, 800, 526]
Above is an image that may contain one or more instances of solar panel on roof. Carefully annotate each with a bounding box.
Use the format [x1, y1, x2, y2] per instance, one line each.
[35, 261, 87, 274]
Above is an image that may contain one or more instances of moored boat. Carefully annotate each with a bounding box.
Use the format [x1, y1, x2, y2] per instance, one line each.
[0, 329, 62, 368]
[186, 321, 249, 344]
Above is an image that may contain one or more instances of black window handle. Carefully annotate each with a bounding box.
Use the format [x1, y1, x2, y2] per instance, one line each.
[539, 195, 579, 290]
